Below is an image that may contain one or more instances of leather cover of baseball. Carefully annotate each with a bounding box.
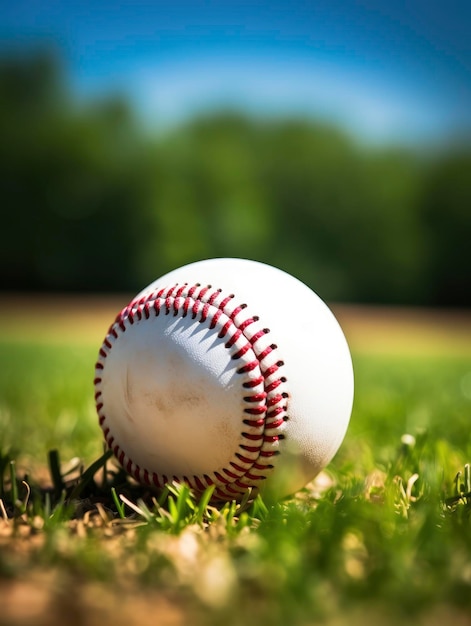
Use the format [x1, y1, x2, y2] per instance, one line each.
[95, 258, 354, 501]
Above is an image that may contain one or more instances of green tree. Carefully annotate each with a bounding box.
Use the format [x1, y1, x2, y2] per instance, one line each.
[1, 49, 469, 306]
[420, 150, 471, 306]
[0, 50, 157, 292]
[254, 120, 425, 303]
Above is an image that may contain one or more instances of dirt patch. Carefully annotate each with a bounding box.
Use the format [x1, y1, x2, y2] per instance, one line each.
[0, 574, 190, 626]
[0, 294, 129, 346]
[0, 294, 470, 355]
[333, 303, 471, 356]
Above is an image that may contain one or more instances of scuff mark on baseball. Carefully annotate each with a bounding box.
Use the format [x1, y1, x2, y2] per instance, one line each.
[94, 258, 354, 501]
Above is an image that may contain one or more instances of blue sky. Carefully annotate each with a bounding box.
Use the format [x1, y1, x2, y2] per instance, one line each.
[1, 1, 470, 145]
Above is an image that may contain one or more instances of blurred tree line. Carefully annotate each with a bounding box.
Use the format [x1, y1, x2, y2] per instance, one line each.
[1, 50, 470, 306]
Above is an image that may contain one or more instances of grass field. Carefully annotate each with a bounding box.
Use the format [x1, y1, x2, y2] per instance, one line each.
[1, 295, 471, 626]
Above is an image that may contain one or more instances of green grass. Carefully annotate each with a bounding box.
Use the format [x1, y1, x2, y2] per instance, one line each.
[1, 336, 471, 625]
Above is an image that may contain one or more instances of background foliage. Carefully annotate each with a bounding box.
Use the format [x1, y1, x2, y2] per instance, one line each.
[1, 50, 470, 306]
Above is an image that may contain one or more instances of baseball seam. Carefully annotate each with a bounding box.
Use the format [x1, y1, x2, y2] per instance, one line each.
[94, 282, 289, 500]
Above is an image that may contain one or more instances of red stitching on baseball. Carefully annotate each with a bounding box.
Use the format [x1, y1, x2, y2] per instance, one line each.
[243, 418, 265, 427]
[95, 282, 289, 500]
[242, 433, 264, 441]
[225, 484, 242, 495]
[237, 360, 259, 374]
[230, 462, 246, 472]
[235, 453, 253, 463]
[245, 472, 265, 481]
[209, 307, 223, 329]
[267, 394, 284, 407]
[244, 407, 267, 416]
[264, 362, 283, 376]
[253, 461, 274, 470]
[225, 329, 242, 348]
[244, 392, 267, 403]
[239, 317, 258, 331]
[194, 476, 205, 491]
[223, 469, 239, 479]
[214, 471, 229, 484]
[243, 377, 264, 388]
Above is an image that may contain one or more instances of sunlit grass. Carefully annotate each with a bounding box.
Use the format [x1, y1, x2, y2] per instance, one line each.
[0, 341, 100, 464]
[0, 302, 470, 625]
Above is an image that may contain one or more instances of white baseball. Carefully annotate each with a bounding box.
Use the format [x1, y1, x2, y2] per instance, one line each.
[95, 258, 354, 501]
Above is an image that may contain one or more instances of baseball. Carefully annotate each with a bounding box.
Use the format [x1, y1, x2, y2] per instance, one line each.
[94, 258, 354, 501]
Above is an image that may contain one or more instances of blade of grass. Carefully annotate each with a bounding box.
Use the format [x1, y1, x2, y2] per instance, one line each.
[0, 498, 8, 521]
[111, 487, 126, 519]
[68, 449, 113, 501]
[0, 451, 11, 498]
[196, 484, 216, 524]
[18, 480, 30, 516]
[9, 460, 18, 509]
[465, 463, 470, 493]
[48, 449, 65, 497]
[118, 494, 154, 522]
